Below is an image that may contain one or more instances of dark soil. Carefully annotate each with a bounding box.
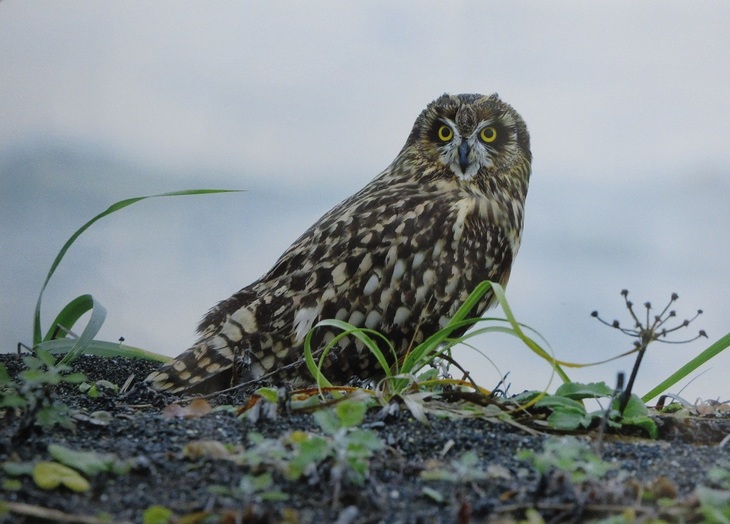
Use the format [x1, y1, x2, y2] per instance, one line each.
[1, 353, 728, 524]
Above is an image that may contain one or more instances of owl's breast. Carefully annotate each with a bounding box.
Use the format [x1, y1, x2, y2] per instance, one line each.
[451, 191, 523, 256]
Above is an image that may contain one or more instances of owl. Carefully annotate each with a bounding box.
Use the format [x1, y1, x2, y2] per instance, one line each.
[147, 93, 531, 394]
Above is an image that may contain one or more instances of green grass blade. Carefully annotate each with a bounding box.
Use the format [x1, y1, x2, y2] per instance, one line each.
[43, 294, 95, 341]
[56, 295, 107, 365]
[304, 326, 335, 389]
[641, 332, 730, 403]
[489, 283, 571, 383]
[32, 189, 241, 346]
[304, 319, 396, 389]
[35, 339, 171, 363]
[399, 282, 496, 373]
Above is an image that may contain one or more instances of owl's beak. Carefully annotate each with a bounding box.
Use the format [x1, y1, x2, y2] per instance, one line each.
[458, 141, 470, 172]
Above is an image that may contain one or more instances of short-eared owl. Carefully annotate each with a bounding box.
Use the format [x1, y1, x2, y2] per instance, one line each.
[147, 93, 531, 393]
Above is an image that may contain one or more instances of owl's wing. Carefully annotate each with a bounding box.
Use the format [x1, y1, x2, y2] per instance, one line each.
[147, 177, 514, 392]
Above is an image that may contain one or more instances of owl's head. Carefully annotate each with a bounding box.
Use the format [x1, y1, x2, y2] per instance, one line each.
[404, 93, 531, 185]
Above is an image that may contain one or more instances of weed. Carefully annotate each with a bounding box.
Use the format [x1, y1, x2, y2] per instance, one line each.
[0, 347, 86, 441]
[511, 381, 658, 438]
[30, 190, 239, 363]
[209, 471, 289, 503]
[518, 436, 615, 483]
[235, 398, 384, 508]
[2, 443, 136, 493]
[420, 450, 498, 483]
[695, 462, 730, 522]
[592, 290, 706, 412]
[303, 281, 564, 409]
[312, 399, 384, 486]
[1, 190, 235, 442]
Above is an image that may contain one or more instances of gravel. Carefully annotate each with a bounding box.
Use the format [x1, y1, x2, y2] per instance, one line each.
[1, 353, 728, 523]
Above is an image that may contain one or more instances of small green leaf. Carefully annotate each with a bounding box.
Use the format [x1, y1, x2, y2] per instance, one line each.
[708, 465, 730, 489]
[313, 409, 341, 435]
[555, 381, 614, 400]
[422, 486, 445, 504]
[0, 364, 10, 383]
[614, 394, 658, 438]
[33, 461, 90, 492]
[252, 472, 273, 491]
[18, 368, 59, 387]
[626, 417, 658, 439]
[510, 390, 542, 404]
[617, 394, 649, 418]
[48, 444, 116, 476]
[36, 404, 73, 429]
[2, 478, 23, 491]
[255, 387, 280, 403]
[546, 409, 593, 431]
[63, 372, 88, 385]
[3, 461, 35, 476]
[260, 490, 290, 501]
[696, 486, 730, 522]
[34, 346, 57, 368]
[142, 505, 174, 524]
[336, 399, 367, 428]
[347, 429, 384, 453]
[0, 392, 27, 409]
[288, 436, 329, 480]
[536, 394, 586, 412]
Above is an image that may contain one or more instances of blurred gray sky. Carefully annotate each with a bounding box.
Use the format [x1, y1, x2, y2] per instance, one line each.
[1, 2, 728, 401]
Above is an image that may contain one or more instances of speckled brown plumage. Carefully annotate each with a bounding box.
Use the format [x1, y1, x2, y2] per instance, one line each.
[147, 93, 531, 393]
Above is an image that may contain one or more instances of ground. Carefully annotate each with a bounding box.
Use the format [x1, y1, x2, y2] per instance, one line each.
[1, 353, 728, 524]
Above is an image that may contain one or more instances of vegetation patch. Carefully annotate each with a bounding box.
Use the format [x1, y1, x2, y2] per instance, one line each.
[1, 191, 729, 522]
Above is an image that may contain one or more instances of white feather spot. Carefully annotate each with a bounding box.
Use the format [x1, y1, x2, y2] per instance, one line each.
[363, 273, 380, 296]
[451, 198, 475, 249]
[393, 306, 411, 326]
[379, 289, 393, 311]
[232, 307, 258, 334]
[358, 253, 373, 274]
[218, 346, 234, 361]
[432, 239, 446, 258]
[384, 245, 398, 267]
[293, 306, 319, 344]
[412, 251, 425, 269]
[331, 262, 348, 286]
[365, 310, 382, 329]
[392, 259, 406, 282]
[422, 269, 436, 287]
[220, 322, 244, 343]
[348, 310, 365, 326]
[260, 355, 275, 371]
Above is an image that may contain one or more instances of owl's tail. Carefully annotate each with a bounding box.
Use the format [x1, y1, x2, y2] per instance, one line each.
[145, 338, 236, 394]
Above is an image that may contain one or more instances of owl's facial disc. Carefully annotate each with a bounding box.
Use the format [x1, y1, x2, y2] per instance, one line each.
[436, 119, 492, 181]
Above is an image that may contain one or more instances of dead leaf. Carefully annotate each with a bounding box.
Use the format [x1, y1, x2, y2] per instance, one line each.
[33, 462, 90, 492]
[182, 440, 236, 460]
[162, 399, 213, 419]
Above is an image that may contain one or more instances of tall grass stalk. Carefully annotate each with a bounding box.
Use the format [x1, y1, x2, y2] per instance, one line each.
[304, 280, 568, 396]
[31, 189, 240, 362]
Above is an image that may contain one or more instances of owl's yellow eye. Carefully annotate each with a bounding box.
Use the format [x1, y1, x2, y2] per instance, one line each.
[437, 125, 453, 142]
[480, 126, 497, 143]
